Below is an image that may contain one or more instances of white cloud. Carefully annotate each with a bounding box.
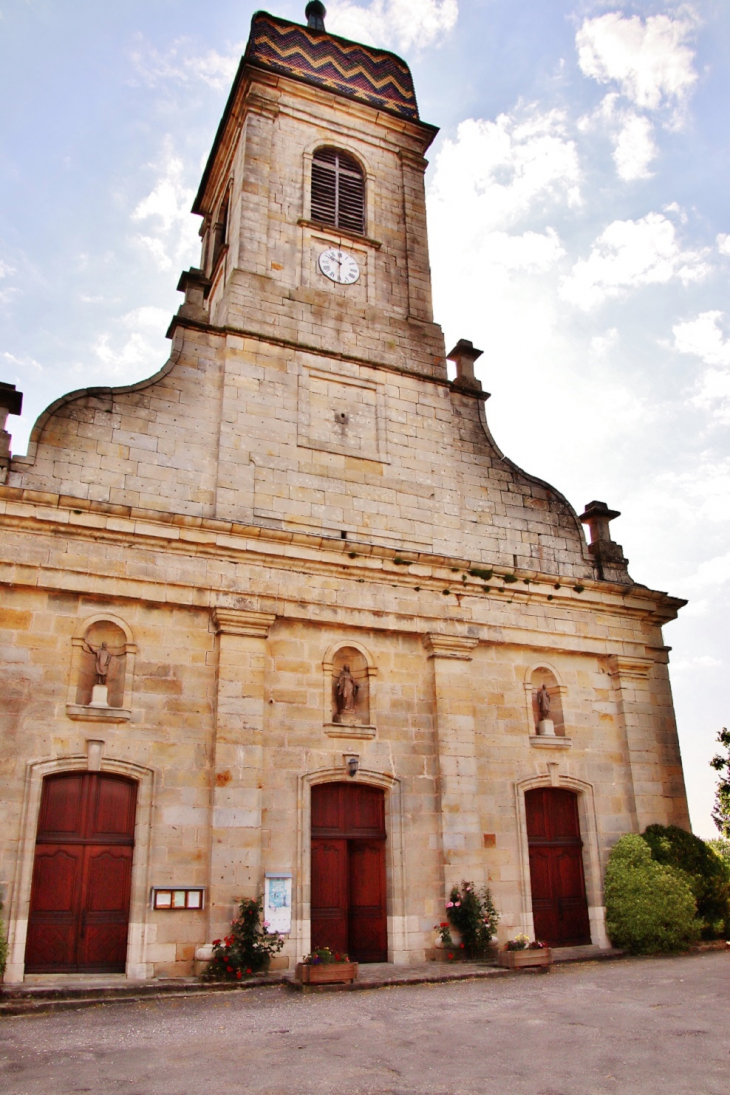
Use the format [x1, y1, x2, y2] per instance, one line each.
[1, 350, 43, 372]
[430, 109, 581, 230]
[0, 259, 15, 278]
[131, 139, 200, 273]
[130, 37, 242, 90]
[671, 654, 722, 671]
[94, 331, 160, 378]
[673, 311, 730, 367]
[560, 212, 709, 309]
[122, 306, 171, 331]
[576, 11, 698, 114]
[684, 550, 730, 590]
[612, 111, 657, 180]
[718, 234, 730, 257]
[327, 0, 458, 51]
[673, 312, 730, 422]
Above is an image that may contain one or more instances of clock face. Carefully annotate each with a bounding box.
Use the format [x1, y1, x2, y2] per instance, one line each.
[319, 248, 360, 285]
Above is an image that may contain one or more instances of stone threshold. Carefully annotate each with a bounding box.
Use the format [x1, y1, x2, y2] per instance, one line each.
[0, 951, 627, 1016]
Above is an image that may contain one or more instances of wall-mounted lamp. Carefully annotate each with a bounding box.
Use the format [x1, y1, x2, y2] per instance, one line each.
[347, 756, 359, 777]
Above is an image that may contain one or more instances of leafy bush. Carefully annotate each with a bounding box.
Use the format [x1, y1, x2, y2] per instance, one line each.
[302, 947, 349, 965]
[707, 837, 730, 868]
[642, 824, 730, 938]
[710, 727, 730, 837]
[204, 897, 283, 981]
[604, 834, 699, 954]
[446, 881, 500, 958]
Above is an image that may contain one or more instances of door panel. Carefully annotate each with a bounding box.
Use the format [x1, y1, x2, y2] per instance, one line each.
[310, 783, 387, 962]
[526, 788, 591, 947]
[348, 840, 387, 962]
[90, 778, 137, 841]
[310, 838, 348, 956]
[25, 773, 136, 974]
[36, 774, 85, 841]
[81, 847, 133, 970]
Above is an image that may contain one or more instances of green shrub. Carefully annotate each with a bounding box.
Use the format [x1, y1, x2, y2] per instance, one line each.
[604, 834, 699, 954]
[707, 837, 730, 868]
[641, 824, 730, 938]
[203, 897, 283, 981]
[446, 881, 500, 958]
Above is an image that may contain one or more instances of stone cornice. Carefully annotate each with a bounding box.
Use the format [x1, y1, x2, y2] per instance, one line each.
[607, 655, 654, 680]
[0, 486, 686, 629]
[165, 314, 451, 388]
[212, 608, 276, 638]
[424, 634, 479, 660]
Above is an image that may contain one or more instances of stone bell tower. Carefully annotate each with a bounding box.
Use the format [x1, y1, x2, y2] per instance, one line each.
[173, 4, 446, 382]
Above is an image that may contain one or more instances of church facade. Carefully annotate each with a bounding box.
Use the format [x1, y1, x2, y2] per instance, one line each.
[0, 6, 689, 982]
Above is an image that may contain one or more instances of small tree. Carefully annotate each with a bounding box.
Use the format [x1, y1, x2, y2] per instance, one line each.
[604, 834, 699, 954]
[710, 727, 730, 838]
[446, 881, 500, 958]
[642, 824, 730, 939]
[204, 897, 283, 981]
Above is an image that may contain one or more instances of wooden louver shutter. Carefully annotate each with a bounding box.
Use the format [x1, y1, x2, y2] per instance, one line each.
[311, 148, 364, 235]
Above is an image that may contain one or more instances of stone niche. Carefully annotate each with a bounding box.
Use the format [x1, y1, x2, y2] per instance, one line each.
[66, 615, 136, 722]
[529, 666, 566, 738]
[323, 642, 376, 739]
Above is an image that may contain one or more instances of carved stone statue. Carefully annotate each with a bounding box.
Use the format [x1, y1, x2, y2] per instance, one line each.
[335, 664, 359, 718]
[83, 640, 123, 685]
[536, 684, 551, 721]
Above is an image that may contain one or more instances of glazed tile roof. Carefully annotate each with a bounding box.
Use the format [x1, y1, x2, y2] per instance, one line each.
[245, 11, 419, 121]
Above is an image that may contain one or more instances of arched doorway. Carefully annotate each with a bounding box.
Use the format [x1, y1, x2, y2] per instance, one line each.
[25, 772, 137, 973]
[525, 788, 591, 946]
[310, 782, 387, 962]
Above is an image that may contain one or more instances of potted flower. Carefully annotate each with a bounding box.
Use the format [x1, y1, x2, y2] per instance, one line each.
[441, 881, 500, 961]
[203, 896, 284, 981]
[499, 934, 552, 969]
[295, 947, 358, 985]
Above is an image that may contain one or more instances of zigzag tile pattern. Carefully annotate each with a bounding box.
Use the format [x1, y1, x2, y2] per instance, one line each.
[246, 13, 419, 121]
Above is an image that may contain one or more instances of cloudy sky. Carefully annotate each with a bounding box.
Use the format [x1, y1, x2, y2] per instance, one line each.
[1, 0, 728, 836]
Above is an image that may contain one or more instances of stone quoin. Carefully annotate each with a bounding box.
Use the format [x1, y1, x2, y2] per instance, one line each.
[0, 4, 689, 982]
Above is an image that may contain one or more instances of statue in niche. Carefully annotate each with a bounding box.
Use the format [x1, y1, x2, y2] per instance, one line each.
[536, 684, 551, 721]
[82, 637, 125, 707]
[83, 639, 124, 684]
[334, 664, 359, 723]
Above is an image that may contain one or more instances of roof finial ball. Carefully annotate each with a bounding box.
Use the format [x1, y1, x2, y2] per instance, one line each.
[306, 2, 327, 31]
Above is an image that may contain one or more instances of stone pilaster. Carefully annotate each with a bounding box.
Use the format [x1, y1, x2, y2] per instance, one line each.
[399, 149, 435, 323]
[608, 654, 667, 831]
[208, 608, 275, 939]
[425, 634, 483, 895]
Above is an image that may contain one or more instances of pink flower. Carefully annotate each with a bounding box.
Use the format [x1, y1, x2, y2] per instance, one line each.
[446, 901, 453, 908]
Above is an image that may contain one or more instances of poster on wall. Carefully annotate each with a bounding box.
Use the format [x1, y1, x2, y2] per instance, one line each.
[264, 873, 292, 934]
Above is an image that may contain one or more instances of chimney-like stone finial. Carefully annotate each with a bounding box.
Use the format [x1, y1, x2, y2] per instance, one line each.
[306, 1, 327, 31]
[579, 500, 631, 583]
[447, 339, 483, 392]
[0, 382, 23, 466]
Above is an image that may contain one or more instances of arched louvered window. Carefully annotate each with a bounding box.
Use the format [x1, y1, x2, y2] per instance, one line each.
[311, 148, 365, 235]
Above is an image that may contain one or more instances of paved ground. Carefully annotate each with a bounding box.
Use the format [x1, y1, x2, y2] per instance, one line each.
[1, 952, 728, 1095]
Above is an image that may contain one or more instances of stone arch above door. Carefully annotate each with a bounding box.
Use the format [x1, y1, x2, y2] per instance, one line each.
[513, 773, 608, 949]
[4, 752, 155, 983]
[295, 766, 407, 964]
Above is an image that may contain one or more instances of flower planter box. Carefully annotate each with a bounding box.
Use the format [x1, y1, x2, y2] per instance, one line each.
[295, 961, 358, 985]
[499, 947, 552, 970]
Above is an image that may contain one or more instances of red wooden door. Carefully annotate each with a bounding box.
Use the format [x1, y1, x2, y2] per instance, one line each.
[25, 773, 137, 973]
[311, 783, 387, 962]
[525, 788, 591, 947]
